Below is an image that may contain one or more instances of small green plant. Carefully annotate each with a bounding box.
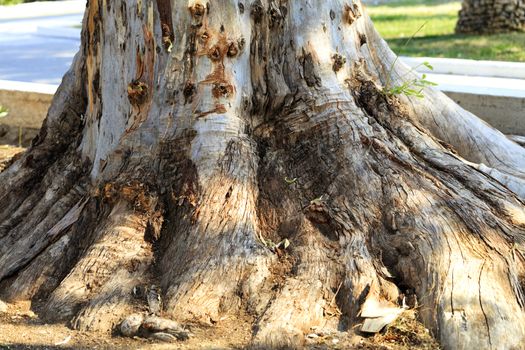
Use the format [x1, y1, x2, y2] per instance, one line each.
[386, 72, 438, 98]
[310, 194, 328, 206]
[0, 106, 8, 118]
[384, 22, 438, 98]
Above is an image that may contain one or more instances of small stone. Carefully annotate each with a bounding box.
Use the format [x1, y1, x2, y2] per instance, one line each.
[307, 333, 319, 339]
[120, 314, 145, 337]
[17, 310, 37, 319]
[0, 300, 8, 313]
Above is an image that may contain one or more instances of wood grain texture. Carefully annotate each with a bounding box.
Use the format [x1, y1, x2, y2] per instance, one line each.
[0, 1, 524, 349]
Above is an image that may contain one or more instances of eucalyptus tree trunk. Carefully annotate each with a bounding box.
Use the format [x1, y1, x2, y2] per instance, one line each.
[456, 0, 525, 33]
[1, 0, 525, 349]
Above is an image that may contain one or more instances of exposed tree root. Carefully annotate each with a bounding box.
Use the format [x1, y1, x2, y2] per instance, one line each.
[42, 201, 154, 331]
[1, 1, 525, 349]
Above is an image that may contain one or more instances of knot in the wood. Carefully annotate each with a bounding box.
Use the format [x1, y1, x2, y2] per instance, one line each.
[190, 3, 206, 18]
[189, 3, 207, 27]
[358, 32, 367, 47]
[183, 81, 196, 103]
[226, 39, 244, 58]
[237, 38, 246, 53]
[161, 23, 173, 50]
[127, 80, 149, 106]
[251, 1, 264, 23]
[332, 54, 347, 73]
[199, 30, 211, 45]
[305, 200, 331, 225]
[208, 45, 223, 61]
[212, 82, 234, 98]
[344, 2, 362, 25]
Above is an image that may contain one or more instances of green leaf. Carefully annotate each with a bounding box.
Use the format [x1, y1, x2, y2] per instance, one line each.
[310, 195, 327, 205]
[275, 238, 291, 250]
[0, 106, 8, 118]
[284, 177, 297, 184]
[423, 61, 434, 70]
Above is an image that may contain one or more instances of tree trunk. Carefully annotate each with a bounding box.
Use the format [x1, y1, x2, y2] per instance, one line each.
[1, 0, 525, 349]
[456, 0, 525, 33]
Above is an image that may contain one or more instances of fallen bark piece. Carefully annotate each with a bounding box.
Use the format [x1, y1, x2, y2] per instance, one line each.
[361, 310, 404, 333]
[120, 314, 145, 337]
[360, 294, 405, 333]
[54, 335, 72, 346]
[142, 316, 190, 340]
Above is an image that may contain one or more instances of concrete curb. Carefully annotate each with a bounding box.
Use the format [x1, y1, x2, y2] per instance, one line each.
[401, 56, 525, 80]
[446, 91, 525, 135]
[0, 79, 523, 137]
[0, 80, 56, 130]
[425, 73, 525, 98]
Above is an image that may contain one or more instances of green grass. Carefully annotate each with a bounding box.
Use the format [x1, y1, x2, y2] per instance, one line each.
[0, 0, 23, 5]
[367, 0, 525, 61]
[0, 0, 58, 5]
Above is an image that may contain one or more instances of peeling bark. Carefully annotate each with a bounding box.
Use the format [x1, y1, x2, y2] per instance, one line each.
[1, 1, 525, 349]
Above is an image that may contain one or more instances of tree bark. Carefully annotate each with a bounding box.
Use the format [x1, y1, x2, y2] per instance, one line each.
[456, 0, 525, 34]
[1, 0, 525, 349]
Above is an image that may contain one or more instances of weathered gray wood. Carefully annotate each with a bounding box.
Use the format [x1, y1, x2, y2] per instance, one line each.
[0, 1, 524, 349]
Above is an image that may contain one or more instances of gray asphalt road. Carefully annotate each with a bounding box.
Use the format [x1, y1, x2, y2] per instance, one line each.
[0, 13, 82, 86]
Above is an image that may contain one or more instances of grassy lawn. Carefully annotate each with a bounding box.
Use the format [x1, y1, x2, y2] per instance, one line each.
[0, 0, 57, 5]
[0, 0, 22, 4]
[367, 0, 525, 61]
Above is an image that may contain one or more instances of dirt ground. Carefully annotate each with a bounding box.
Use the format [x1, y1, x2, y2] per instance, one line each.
[0, 300, 440, 350]
[0, 145, 439, 349]
[0, 145, 24, 171]
[0, 300, 251, 350]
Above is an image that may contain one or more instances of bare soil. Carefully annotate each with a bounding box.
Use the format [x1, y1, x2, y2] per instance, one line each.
[0, 145, 24, 171]
[0, 300, 439, 349]
[0, 301, 251, 350]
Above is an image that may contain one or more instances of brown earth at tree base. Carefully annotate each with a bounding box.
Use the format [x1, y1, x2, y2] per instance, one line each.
[0, 145, 24, 171]
[0, 126, 39, 148]
[0, 300, 439, 349]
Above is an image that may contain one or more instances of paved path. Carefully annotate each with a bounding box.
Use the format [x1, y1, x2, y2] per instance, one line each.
[0, 1, 524, 101]
[0, 0, 523, 137]
[0, 1, 83, 86]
